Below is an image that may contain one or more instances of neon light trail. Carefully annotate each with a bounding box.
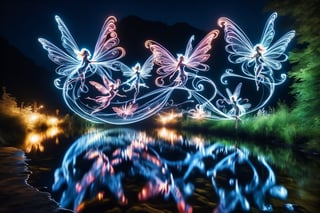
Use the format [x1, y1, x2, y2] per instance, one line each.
[38, 12, 295, 125]
[52, 128, 294, 213]
[218, 12, 295, 91]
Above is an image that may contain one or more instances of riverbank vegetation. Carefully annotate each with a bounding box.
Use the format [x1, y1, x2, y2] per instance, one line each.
[180, 102, 319, 152]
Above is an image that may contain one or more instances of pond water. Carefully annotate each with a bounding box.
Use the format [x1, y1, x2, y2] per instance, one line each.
[26, 127, 319, 213]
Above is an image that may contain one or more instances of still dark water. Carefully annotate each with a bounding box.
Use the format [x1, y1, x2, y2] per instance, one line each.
[26, 127, 319, 213]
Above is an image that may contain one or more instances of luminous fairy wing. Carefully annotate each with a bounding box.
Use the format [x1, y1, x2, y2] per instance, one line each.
[259, 12, 277, 49]
[184, 35, 194, 58]
[91, 16, 126, 65]
[55, 15, 80, 59]
[121, 55, 154, 79]
[139, 55, 154, 79]
[226, 82, 242, 101]
[183, 29, 219, 71]
[263, 30, 295, 70]
[39, 15, 84, 76]
[145, 40, 178, 77]
[38, 38, 79, 76]
[114, 62, 134, 78]
[218, 17, 254, 65]
[88, 75, 111, 95]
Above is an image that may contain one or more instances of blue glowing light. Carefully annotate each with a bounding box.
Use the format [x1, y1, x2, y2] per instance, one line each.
[145, 30, 219, 87]
[39, 12, 295, 125]
[38, 15, 126, 95]
[218, 12, 295, 91]
[52, 128, 290, 213]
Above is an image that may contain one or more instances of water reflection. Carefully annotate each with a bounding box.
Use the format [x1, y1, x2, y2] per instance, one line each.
[52, 128, 294, 213]
[156, 127, 183, 144]
[24, 114, 63, 153]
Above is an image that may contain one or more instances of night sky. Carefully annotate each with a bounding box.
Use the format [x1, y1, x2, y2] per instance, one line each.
[1, 0, 268, 70]
[2, 0, 295, 111]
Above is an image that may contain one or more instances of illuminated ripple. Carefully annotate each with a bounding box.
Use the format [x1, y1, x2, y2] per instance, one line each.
[52, 128, 291, 213]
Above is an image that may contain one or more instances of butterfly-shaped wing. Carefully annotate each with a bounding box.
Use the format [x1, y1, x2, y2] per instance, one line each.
[91, 16, 126, 65]
[183, 29, 219, 71]
[139, 55, 154, 79]
[145, 40, 178, 77]
[218, 17, 254, 65]
[226, 82, 242, 103]
[259, 12, 277, 49]
[39, 15, 88, 89]
[38, 38, 81, 89]
[121, 55, 154, 79]
[218, 12, 295, 73]
[38, 38, 79, 75]
[263, 30, 295, 71]
[145, 40, 181, 86]
[88, 75, 111, 95]
[55, 15, 81, 59]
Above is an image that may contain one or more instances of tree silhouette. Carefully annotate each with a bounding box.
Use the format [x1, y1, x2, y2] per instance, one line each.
[266, 0, 320, 130]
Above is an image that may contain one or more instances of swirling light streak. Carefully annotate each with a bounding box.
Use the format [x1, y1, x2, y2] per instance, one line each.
[62, 79, 176, 124]
[39, 12, 294, 125]
[218, 12, 295, 91]
[52, 128, 291, 213]
[38, 16, 125, 96]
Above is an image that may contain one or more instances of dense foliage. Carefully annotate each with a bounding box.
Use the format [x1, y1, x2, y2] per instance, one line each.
[265, 0, 320, 130]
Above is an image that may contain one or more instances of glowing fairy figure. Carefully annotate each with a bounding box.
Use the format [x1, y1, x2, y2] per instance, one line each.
[38, 12, 295, 125]
[219, 83, 250, 128]
[120, 56, 154, 103]
[86, 75, 125, 114]
[38, 15, 125, 95]
[145, 29, 219, 87]
[218, 12, 295, 90]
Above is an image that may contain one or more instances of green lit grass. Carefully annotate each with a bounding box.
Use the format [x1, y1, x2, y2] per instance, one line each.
[181, 103, 319, 151]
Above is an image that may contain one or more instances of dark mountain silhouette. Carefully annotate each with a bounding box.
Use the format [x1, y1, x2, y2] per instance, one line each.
[1, 36, 64, 112]
[116, 16, 227, 76]
[117, 15, 208, 62]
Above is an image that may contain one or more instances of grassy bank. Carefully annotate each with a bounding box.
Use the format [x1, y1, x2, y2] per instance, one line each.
[180, 104, 319, 153]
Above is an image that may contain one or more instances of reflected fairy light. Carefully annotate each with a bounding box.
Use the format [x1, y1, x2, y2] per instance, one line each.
[52, 128, 291, 213]
[46, 116, 59, 126]
[29, 113, 39, 122]
[156, 127, 183, 143]
[25, 132, 44, 153]
[1, 95, 64, 151]
[97, 192, 104, 201]
[29, 133, 41, 143]
[188, 136, 205, 150]
[23, 113, 63, 152]
[46, 126, 60, 137]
